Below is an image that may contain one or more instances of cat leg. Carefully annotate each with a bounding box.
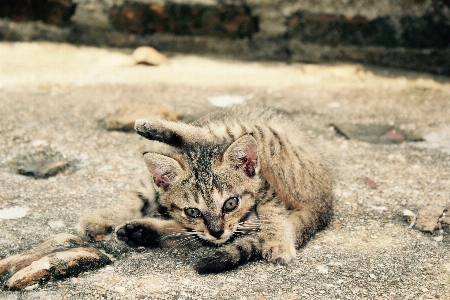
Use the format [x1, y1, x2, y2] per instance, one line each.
[77, 191, 146, 240]
[256, 198, 297, 264]
[288, 203, 332, 247]
[134, 117, 213, 148]
[116, 218, 185, 248]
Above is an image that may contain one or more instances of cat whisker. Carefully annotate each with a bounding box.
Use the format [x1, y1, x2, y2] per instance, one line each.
[239, 218, 270, 223]
[161, 230, 198, 241]
[170, 235, 194, 247]
[174, 235, 200, 248]
[238, 223, 261, 227]
[237, 227, 260, 231]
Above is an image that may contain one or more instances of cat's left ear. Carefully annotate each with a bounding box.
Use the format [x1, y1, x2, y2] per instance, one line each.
[143, 152, 184, 192]
[222, 134, 259, 177]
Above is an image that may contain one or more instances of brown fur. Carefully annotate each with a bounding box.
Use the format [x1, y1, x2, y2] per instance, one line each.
[77, 104, 333, 273]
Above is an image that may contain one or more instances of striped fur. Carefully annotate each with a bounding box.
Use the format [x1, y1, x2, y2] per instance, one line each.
[77, 104, 333, 273]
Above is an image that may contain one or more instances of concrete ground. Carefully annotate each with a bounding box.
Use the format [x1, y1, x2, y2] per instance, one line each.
[0, 42, 449, 299]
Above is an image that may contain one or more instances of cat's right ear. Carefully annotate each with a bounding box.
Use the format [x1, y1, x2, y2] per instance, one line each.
[222, 134, 259, 177]
[143, 152, 184, 192]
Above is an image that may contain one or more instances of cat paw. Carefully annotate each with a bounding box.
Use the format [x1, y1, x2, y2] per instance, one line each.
[262, 242, 296, 264]
[77, 217, 115, 241]
[116, 223, 160, 248]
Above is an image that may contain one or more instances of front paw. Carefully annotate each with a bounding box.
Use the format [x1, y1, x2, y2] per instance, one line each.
[116, 223, 160, 248]
[77, 216, 115, 241]
[262, 241, 296, 264]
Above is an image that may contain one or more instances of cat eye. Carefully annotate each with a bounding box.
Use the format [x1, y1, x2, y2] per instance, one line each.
[223, 197, 239, 213]
[184, 207, 202, 218]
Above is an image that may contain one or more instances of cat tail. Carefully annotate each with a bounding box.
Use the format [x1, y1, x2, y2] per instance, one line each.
[195, 236, 262, 274]
[134, 117, 214, 148]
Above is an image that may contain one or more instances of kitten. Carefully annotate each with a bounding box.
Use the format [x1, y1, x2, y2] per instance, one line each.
[77, 104, 333, 273]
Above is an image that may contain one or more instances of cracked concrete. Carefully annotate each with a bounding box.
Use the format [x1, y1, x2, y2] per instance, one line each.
[0, 42, 449, 299]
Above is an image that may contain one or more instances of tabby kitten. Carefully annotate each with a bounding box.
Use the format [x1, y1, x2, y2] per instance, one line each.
[77, 104, 333, 273]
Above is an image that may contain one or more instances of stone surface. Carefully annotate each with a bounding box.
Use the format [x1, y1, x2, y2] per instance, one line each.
[0, 42, 449, 299]
[103, 103, 180, 131]
[11, 145, 69, 178]
[0, 234, 111, 290]
[414, 206, 448, 233]
[330, 123, 423, 144]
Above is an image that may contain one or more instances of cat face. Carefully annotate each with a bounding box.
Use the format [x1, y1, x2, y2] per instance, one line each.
[143, 135, 261, 244]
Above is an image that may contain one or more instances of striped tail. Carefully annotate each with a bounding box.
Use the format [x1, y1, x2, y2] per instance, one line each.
[195, 237, 262, 274]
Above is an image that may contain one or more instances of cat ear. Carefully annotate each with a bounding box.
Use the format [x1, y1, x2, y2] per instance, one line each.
[135, 118, 212, 148]
[223, 134, 259, 177]
[143, 152, 184, 191]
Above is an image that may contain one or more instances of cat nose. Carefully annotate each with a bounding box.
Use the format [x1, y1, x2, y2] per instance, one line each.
[209, 226, 224, 239]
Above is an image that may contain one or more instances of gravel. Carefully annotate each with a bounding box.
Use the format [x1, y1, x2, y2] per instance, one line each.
[0, 42, 449, 299]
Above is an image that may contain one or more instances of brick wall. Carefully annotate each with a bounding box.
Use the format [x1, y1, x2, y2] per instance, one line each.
[0, 0, 449, 75]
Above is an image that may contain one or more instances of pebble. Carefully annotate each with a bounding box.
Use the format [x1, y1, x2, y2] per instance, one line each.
[131, 46, 169, 66]
[0, 206, 29, 219]
[415, 206, 447, 233]
[316, 265, 329, 274]
[0, 234, 111, 290]
[208, 94, 247, 107]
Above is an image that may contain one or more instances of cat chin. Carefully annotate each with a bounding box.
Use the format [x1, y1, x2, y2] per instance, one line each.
[198, 233, 234, 246]
[207, 238, 230, 246]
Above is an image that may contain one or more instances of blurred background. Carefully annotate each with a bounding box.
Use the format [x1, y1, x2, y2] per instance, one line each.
[0, 0, 449, 75]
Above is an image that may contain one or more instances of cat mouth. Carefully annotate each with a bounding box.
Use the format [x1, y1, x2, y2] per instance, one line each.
[197, 230, 234, 246]
[203, 233, 233, 245]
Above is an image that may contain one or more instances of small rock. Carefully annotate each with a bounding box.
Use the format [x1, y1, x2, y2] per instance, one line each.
[330, 123, 423, 144]
[316, 265, 329, 274]
[0, 206, 29, 220]
[402, 210, 417, 227]
[414, 206, 448, 233]
[386, 130, 405, 141]
[103, 103, 180, 131]
[433, 235, 443, 242]
[37, 161, 69, 178]
[369, 205, 387, 211]
[132, 46, 169, 66]
[47, 220, 66, 229]
[364, 177, 377, 189]
[208, 94, 247, 107]
[12, 146, 69, 179]
[24, 283, 39, 291]
[0, 233, 111, 290]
